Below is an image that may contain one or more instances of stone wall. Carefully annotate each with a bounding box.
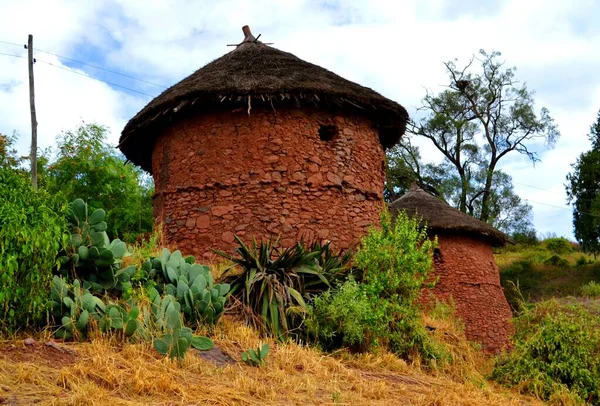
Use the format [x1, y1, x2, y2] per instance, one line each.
[422, 233, 513, 353]
[151, 106, 386, 258]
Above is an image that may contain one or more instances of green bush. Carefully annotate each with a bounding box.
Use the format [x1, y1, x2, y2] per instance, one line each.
[511, 230, 539, 246]
[544, 237, 573, 255]
[581, 281, 600, 298]
[0, 168, 66, 331]
[353, 210, 441, 360]
[544, 254, 570, 268]
[492, 299, 600, 403]
[305, 278, 372, 351]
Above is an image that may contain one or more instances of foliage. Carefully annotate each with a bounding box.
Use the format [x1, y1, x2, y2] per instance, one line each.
[147, 248, 229, 326]
[575, 254, 594, 267]
[49, 276, 143, 340]
[0, 132, 25, 170]
[241, 343, 270, 367]
[0, 168, 66, 331]
[352, 210, 441, 360]
[43, 123, 153, 242]
[150, 290, 214, 360]
[492, 299, 600, 403]
[50, 276, 213, 360]
[543, 237, 573, 255]
[580, 281, 600, 298]
[385, 140, 535, 235]
[217, 237, 348, 339]
[566, 109, 600, 258]
[407, 49, 558, 224]
[58, 198, 135, 294]
[510, 230, 539, 246]
[305, 278, 372, 351]
[543, 255, 570, 268]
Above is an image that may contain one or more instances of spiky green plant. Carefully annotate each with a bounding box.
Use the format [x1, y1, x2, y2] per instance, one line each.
[216, 237, 347, 339]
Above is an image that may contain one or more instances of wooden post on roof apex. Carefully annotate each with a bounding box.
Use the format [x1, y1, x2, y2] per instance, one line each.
[242, 25, 256, 42]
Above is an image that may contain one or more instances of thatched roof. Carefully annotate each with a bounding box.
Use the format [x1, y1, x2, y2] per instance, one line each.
[119, 26, 409, 172]
[388, 185, 510, 246]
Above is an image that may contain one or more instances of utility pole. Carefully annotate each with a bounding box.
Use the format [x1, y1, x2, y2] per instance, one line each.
[27, 34, 37, 189]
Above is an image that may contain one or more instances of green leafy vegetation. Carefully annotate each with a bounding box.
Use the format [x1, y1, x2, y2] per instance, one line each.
[543, 237, 573, 255]
[147, 248, 230, 326]
[580, 281, 600, 298]
[566, 109, 600, 257]
[305, 278, 372, 351]
[0, 168, 66, 331]
[58, 198, 135, 293]
[217, 237, 350, 339]
[492, 299, 600, 404]
[241, 343, 270, 367]
[352, 210, 441, 360]
[41, 123, 153, 242]
[497, 239, 600, 307]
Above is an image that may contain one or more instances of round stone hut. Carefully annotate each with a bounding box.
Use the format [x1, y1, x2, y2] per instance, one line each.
[389, 185, 512, 353]
[119, 26, 409, 258]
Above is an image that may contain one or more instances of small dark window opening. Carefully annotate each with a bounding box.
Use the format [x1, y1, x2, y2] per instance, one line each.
[319, 124, 338, 141]
[433, 248, 442, 262]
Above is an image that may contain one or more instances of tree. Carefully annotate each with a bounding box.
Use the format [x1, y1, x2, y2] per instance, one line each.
[566, 110, 600, 256]
[0, 131, 25, 170]
[44, 123, 154, 241]
[411, 50, 560, 223]
[385, 138, 534, 236]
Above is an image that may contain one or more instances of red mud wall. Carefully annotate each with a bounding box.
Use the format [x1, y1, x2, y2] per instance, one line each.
[151, 106, 386, 258]
[425, 233, 512, 352]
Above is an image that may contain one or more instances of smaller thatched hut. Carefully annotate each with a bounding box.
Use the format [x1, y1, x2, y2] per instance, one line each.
[389, 185, 512, 353]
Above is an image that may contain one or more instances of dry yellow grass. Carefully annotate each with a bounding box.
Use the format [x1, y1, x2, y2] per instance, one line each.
[0, 315, 542, 406]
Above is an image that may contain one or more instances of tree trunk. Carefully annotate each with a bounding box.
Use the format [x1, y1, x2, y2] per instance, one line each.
[480, 166, 495, 222]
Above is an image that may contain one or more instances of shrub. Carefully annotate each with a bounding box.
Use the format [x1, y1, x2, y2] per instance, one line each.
[581, 281, 600, 298]
[353, 210, 440, 360]
[0, 168, 66, 331]
[543, 237, 573, 255]
[305, 278, 372, 351]
[511, 230, 539, 246]
[543, 254, 569, 268]
[492, 299, 600, 403]
[217, 238, 348, 339]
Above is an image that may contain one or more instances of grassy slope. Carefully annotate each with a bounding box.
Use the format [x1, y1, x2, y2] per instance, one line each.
[495, 245, 600, 308]
[0, 314, 541, 406]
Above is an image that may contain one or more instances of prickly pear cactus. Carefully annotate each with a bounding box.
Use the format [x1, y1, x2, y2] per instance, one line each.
[58, 198, 132, 292]
[49, 276, 106, 339]
[149, 249, 229, 326]
[150, 292, 214, 360]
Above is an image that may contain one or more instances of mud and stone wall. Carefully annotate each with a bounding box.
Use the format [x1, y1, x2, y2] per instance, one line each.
[151, 106, 386, 259]
[422, 233, 513, 353]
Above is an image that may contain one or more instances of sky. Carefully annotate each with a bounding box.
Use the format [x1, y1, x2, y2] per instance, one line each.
[1, 0, 599, 239]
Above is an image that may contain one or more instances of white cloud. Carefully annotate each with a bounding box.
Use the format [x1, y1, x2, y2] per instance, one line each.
[1, 0, 599, 239]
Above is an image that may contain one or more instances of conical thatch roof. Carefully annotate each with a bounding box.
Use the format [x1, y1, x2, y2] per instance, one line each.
[389, 185, 510, 246]
[119, 26, 409, 172]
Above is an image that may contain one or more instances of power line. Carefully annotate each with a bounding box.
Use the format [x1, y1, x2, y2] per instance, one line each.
[35, 58, 157, 98]
[0, 40, 22, 47]
[0, 39, 168, 89]
[33, 48, 168, 89]
[513, 180, 564, 196]
[525, 198, 600, 218]
[0, 51, 26, 59]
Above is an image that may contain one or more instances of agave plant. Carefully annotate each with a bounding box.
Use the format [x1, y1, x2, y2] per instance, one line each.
[216, 236, 349, 339]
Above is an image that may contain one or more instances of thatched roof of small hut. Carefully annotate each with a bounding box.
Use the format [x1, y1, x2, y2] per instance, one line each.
[389, 185, 510, 247]
[119, 26, 409, 172]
